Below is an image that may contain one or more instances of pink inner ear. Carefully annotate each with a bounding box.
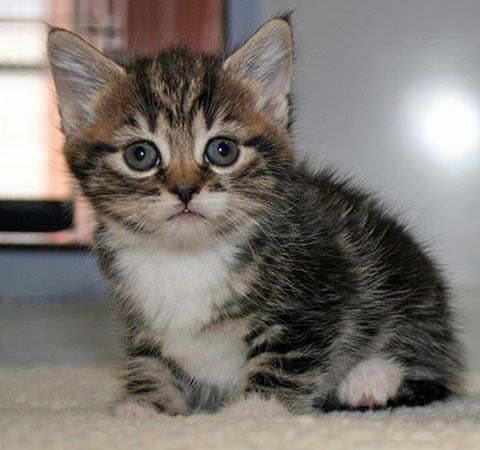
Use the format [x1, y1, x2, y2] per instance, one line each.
[262, 96, 289, 126]
[267, 98, 279, 114]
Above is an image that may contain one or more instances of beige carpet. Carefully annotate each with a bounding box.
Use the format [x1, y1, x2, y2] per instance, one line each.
[1, 366, 479, 450]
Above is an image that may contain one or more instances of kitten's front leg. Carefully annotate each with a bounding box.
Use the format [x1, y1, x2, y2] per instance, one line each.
[234, 351, 316, 416]
[116, 355, 189, 417]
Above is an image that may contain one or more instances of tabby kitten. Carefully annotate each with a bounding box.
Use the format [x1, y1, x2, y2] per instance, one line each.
[48, 17, 464, 416]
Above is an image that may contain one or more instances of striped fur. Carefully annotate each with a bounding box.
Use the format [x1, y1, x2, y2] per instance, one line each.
[48, 17, 465, 416]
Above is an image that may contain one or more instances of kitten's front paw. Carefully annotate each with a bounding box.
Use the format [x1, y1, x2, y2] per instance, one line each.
[114, 393, 189, 417]
[338, 357, 403, 408]
[113, 399, 160, 419]
[222, 394, 291, 417]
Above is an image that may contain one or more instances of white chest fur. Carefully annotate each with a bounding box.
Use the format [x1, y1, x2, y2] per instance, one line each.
[113, 240, 248, 387]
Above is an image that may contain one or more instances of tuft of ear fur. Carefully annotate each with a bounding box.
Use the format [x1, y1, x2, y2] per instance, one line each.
[47, 27, 124, 136]
[223, 18, 293, 126]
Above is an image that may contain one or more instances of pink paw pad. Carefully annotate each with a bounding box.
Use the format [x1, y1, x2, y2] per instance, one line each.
[358, 393, 376, 407]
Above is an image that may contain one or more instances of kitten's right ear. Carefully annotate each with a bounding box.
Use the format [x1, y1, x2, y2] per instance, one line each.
[47, 27, 124, 136]
[223, 18, 293, 126]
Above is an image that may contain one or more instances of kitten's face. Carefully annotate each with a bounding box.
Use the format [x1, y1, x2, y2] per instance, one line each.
[48, 20, 294, 246]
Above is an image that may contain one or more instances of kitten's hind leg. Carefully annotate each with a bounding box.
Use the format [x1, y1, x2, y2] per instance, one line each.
[337, 356, 403, 409]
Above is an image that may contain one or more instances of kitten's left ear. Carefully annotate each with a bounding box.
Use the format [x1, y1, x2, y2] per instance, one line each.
[47, 27, 125, 136]
[223, 18, 293, 126]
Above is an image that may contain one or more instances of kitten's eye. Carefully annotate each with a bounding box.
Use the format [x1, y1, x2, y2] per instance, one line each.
[204, 138, 239, 167]
[123, 141, 160, 171]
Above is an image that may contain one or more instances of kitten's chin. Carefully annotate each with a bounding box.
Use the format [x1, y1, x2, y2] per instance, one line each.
[161, 214, 217, 247]
[104, 215, 216, 249]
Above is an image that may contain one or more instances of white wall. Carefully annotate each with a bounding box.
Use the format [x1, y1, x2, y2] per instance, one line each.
[261, 1, 480, 364]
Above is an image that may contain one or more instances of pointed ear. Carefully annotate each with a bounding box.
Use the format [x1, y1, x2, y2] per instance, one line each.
[47, 27, 124, 136]
[223, 18, 293, 125]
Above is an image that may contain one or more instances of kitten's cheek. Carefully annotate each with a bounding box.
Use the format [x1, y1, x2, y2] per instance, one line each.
[190, 193, 229, 219]
[146, 203, 179, 224]
[193, 203, 225, 220]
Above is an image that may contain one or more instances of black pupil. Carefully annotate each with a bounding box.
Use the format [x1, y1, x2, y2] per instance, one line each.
[134, 146, 146, 161]
[217, 142, 230, 158]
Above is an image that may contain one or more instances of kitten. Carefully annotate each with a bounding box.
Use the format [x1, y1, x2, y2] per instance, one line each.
[48, 17, 465, 415]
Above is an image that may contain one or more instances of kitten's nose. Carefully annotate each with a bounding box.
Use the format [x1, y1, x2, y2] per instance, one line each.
[171, 184, 199, 205]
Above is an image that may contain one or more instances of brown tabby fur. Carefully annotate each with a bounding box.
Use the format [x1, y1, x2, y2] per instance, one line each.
[48, 17, 464, 416]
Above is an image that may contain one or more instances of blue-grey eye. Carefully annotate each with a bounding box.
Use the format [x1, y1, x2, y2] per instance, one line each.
[123, 141, 160, 171]
[204, 138, 239, 167]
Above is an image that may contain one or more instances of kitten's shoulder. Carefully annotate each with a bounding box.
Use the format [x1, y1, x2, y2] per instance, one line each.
[292, 163, 379, 209]
[290, 162, 412, 237]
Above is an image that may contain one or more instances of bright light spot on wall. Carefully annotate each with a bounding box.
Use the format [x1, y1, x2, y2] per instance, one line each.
[415, 90, 480, 160]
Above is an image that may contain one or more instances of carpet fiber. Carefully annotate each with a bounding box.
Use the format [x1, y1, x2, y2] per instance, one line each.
[1, 366, 479, 450]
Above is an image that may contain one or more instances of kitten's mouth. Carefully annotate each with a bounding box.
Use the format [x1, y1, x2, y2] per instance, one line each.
[167, 208, 206, 222]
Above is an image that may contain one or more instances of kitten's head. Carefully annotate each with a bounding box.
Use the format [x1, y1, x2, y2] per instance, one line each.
[48, 18, 294, 247]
